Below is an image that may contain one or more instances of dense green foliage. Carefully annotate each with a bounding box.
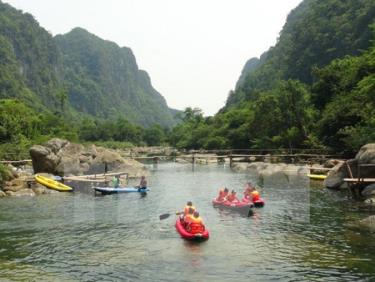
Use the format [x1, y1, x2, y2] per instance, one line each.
[232, 0, 375, 102]
[171, 0, 375, 156]
[0, 98, 170, 159]
[0, 1, 178, 128]
[0, 1, 179, 159]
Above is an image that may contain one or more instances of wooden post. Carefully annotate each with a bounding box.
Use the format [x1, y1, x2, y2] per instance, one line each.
[345, 161, 355, 198]
[153, 156, 159, 164]
[229, 155, 233, 167]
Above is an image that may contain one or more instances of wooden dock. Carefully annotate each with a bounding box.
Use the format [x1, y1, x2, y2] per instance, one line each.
[343, 161, 375, 198]
[0, 159, 32, 164]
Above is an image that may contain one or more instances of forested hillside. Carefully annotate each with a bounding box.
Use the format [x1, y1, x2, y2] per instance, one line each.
[0, 1, 177, 127]
[0, 1, 180, 159]
[0, 2, 61, 108]
[230, 0, 375, 105]
[55, 28, 176, 127]
[171, 0, 375, 155]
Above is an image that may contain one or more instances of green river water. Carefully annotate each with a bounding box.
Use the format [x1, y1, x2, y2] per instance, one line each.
[0, 162, 374, 281]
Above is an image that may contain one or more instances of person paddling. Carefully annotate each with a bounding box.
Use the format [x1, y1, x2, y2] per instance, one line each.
[136, 175, 147, 191]
[183, 207, 195, 226]
[183, 201, 195, 216]
[249, 186, 260, 203]
[112, 175, 120, 188]
[226, 190, 240, 202]
[244, 183, 261, 203]
[216, 187, 229, 202]
[186, 211, 205, 234]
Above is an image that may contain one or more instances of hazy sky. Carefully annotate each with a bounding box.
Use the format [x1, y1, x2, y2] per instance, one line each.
[4, 0, 302, 116]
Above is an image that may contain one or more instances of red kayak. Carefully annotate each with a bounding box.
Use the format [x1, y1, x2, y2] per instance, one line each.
[242, 197, 265, 207]
[175, 218, 209, 241]
[212, 198, 253, 209]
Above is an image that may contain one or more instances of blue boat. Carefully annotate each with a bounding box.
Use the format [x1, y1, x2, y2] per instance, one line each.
[94, 187, 149, 194]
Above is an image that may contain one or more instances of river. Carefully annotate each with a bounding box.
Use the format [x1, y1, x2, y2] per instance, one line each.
[0, 162, 374, 281]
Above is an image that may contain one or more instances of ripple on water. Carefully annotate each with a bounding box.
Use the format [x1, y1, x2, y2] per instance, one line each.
[0, 163, 374, 281]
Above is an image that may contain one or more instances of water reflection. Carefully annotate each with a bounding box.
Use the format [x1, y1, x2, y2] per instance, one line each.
[0, 162, 374, 281]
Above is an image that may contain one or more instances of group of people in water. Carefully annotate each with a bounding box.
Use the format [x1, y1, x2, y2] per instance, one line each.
[216, 182, 261, 203]
[179, 201, 206, 234]
[179, 183, 261, 234]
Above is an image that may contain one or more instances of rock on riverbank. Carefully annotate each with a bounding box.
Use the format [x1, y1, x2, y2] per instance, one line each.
[231, 162, 309, 178]
[29, 138, 147, 177]
[0, 170, 59, 197]
[1, 139, 149, 198]
[324, 143, 375, 189]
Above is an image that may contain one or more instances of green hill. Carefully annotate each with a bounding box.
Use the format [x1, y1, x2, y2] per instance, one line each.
[55, 28, 177, 127]
[0, 1, 178, 127]
[230, 0, 375, 105]
[170, 0, 375, 155]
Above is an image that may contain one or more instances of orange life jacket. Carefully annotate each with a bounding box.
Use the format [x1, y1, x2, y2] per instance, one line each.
[251, 191, 260, 202]
[184, 205, 195, 215]
[184, 214, 193, 225]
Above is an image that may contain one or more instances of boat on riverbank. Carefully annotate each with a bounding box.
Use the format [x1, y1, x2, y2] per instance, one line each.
[307, 174, 327, 180]
[34, 174, 74, 192]
[212, 198, 253, 209]
[94, 187, 149, 194]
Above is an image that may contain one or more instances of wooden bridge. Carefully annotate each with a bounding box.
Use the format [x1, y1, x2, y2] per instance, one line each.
[343, 161, 375, 198]
[129, 149, 339, 166]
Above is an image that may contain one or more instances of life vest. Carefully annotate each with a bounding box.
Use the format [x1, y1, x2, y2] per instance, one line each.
[190, 216, 202, 224]
[251, 191, 260, 202]
[183, 214, 193, 226]
[187, 217, 205, 234]
[184, 205, 195, 215]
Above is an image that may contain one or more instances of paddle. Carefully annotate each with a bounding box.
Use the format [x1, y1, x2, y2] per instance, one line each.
[159, 211, 183, 220]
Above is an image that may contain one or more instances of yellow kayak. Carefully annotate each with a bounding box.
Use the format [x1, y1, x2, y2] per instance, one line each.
[35, 174, 74, 192]
[307, 174, 327, 180]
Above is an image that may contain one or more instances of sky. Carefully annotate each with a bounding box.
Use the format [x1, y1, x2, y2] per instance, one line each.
[3, 0, 303, 116]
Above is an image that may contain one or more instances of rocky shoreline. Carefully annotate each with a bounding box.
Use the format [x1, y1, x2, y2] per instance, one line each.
[0, 138, 149, 198]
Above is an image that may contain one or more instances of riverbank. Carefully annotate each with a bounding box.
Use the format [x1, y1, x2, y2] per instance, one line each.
[0, 138, 149, 198]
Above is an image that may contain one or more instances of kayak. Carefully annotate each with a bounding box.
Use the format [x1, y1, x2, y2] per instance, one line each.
[34, 174, 74, 192]
[308, 174, 327, 180]
[242, 197, 265, 208]
[212, 198, 253, 209]
[94, 187, 149, 194]
[175, 218, 209, 241]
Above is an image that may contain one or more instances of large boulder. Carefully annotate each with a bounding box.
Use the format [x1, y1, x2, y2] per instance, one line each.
[362, 184, 375, 198]
[231, 162, 308, 178]
[29, 145, 59, 173]
[5, 188, 35, 197]
[30, 138, 146, 177]
[324, 143, 375, 189]
[323, 161, 347, 189]
[349, 215, 375, 232]
[356, 144, 375, 164]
